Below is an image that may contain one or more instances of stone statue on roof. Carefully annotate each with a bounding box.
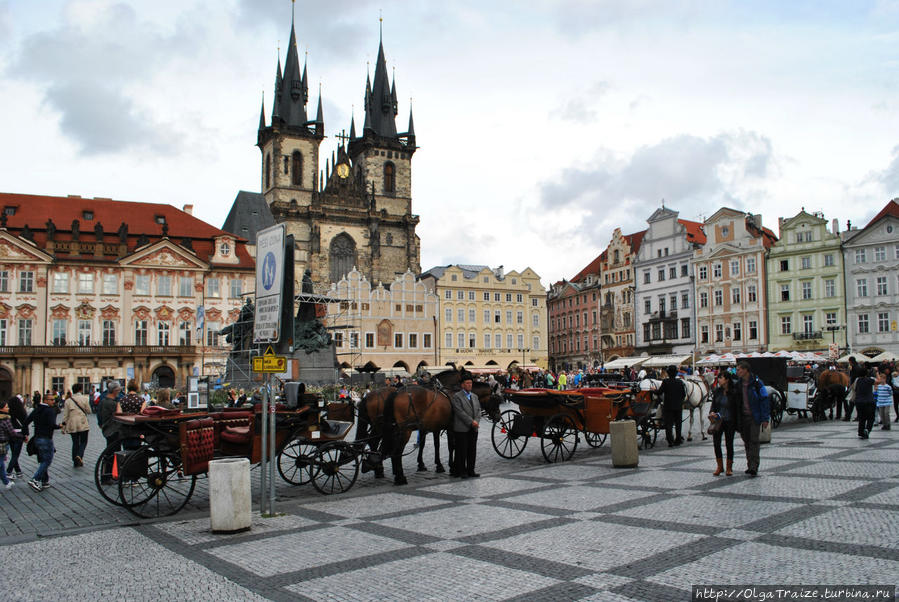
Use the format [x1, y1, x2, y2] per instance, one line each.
[71, 219, 80, 241]
[117, 222, 128, 244]
[46, 219, 56, 241]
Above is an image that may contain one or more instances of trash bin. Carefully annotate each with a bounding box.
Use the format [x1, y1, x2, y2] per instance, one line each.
[209, 457, 251, 533]
[610, 420, 639, 468]
[759, 421, 771, 444]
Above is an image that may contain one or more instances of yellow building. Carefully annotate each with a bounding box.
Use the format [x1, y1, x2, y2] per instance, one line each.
[420, 265, 548, 371]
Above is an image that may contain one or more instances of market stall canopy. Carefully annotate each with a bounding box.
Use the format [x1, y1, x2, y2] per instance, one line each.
[603, 356, 649, 370]
[868, 350, 899, 363]
[641, 354, 693, 368]
[836, 353, 871, 364]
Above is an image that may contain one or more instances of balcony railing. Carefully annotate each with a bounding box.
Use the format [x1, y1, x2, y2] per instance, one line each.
[792, 331, 822, 341]
[0, 344, 198, 357]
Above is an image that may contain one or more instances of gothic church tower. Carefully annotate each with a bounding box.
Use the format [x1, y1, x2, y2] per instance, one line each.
[255, 17, 420, 288]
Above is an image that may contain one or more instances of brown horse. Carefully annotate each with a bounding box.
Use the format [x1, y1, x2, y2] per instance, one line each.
[379, 386, 454, 485]
[817, 370, 850, 419]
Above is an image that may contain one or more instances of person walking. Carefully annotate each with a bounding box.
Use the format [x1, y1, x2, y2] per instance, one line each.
[5, 394, 28, 480]
[735, 361, 770, 477]
[875, 370, 892, 431]
[23, 392, 61, 491]
[854, 367, 876, 438]
[60, 384, 91, 467]
[660, 365, 686, 447]
[709, 372, 739, 476]
[0, 397, 24, 490]
[449, 375, 482, 478]
[844, 356, 866, 421]
[891, 370, 899, 423]
[558, 371, 568, 391]
[98, 382, 122, 481]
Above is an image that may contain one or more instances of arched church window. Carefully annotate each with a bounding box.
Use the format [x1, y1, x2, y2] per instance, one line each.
[329, 233, 357, 283]
[383, 162, 396, 193]
[292, 151, 302, 186]
[265, 153, 271, 189]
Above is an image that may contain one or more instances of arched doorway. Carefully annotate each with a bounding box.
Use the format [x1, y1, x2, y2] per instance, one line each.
[392, 360, 410, 372]
[0, 367, 11, 400]
[329, 233, 357, 283]
[153, 365, 175, 389]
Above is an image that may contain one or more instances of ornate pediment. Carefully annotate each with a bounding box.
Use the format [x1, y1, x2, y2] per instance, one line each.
[205, 307, 223, 321]
[100, 305, 119, 319]
[121, 240, 206, 269]
[133, 305, 151, 320]
[75, 301, 95, 320]
[155, 305, 174, 321]
[50, 304, 71, 319]
[16, 304, 36, 319]
[0, 302, 11, 319]
[178, 306, 194, 321]
[0, 234, 52, 263]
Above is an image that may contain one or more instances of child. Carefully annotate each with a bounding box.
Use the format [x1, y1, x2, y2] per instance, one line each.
[875, 371, 892, 431]
[0, 398, 24, 489]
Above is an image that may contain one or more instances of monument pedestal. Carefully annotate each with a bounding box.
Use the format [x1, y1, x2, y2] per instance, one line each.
[294, 343, 338, 386]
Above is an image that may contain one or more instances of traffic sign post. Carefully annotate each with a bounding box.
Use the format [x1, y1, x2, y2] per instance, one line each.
[254, 224, 286, 344]
[251, 346, 287, 373]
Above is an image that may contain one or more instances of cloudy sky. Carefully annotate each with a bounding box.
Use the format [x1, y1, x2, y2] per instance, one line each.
[1, 1, 898, 287]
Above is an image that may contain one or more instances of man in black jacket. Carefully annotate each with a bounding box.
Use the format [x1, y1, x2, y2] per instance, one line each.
[23, 393, 61, 491]
[5, 394, 28, 480]
[844, 356, 867, 421]
[660, 365, 686, 447]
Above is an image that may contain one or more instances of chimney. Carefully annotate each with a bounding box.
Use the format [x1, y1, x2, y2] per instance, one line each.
[778, 217, 784, 238]
[182, 204, 193, 215]
[831, 218, 839, 234]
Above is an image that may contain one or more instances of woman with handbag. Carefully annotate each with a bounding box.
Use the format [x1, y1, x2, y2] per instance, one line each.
[60, 384, 91, 467]
[708, 372, 739, 476]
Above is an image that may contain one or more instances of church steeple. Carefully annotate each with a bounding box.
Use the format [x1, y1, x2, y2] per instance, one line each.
[258, 93, 266, 132]
[363, 35, 398, 138]
[349, 113, 356, 139]
[277, 21, 308, 127]
[271, 57, 282, 121]
[314, 87, 324, 137]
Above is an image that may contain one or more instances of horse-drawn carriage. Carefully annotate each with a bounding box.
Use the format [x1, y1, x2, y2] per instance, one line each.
[490, 386, 659, 462]
[94, 394, 360, 517]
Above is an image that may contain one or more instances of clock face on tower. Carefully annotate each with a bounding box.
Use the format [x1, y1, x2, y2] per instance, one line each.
[336, 163, 350, 179]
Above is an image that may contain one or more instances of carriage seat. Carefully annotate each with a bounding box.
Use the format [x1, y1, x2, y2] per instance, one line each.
[213, 411, 255, 449]
[180, 417, 215, 476]
[318, 419, 353, 441]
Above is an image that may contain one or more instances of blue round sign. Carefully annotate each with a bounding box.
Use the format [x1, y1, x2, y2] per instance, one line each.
[262, 251, 277, 291]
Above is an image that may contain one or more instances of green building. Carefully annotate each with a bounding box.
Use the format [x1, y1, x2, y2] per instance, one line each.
[766, 210, 846, 354]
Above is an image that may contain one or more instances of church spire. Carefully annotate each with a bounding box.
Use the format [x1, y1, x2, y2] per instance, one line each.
[362, 24, 398, 138]
[407, 103, 415, 138]
[271, 57, 282, 121]
[314, 85, 324, 136]
[278, 19, 308, 127]
[258, 92, 266, 131]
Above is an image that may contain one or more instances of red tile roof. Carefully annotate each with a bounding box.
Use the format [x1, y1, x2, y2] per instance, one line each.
[864, 198, 899, 229]
[0, 192, 254, 268]
[677, 219, 706, 244]
[625, 230, 647, 253]
[571, 253, 603, 283]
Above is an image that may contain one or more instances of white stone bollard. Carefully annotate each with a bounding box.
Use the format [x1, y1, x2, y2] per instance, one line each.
[610, 420, 639, 468]
[209, 457, 252, 534]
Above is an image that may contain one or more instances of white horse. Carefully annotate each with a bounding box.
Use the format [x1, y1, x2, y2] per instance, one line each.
[638, 376, 710, 441]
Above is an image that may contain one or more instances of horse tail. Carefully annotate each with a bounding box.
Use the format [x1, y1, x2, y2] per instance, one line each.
[380, 390, 399, 455]
[356, 395, 371, 441]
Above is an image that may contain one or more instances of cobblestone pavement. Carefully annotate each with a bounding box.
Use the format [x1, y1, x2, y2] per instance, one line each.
[1, 409, 898, 601]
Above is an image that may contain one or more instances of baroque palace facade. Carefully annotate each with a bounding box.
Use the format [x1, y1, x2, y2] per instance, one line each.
[0, 194, 254, 399]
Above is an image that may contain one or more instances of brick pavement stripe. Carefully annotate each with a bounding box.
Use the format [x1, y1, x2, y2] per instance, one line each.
[452, 543, 594, 580]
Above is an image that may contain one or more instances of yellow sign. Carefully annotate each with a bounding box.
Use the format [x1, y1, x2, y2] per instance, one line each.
[252, 347, 287, 373]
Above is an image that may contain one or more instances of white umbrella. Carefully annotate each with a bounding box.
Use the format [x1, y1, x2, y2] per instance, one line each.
[836, 353, 871, 364]
[868, 350, 899, 363]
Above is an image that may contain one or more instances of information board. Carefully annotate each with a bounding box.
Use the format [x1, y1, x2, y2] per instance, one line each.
[254, 224, 286, 343]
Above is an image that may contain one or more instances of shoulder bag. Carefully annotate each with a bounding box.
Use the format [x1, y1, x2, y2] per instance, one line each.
[846, 381, 857, 404]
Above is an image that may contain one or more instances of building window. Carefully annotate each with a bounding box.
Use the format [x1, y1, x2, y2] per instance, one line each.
[179, 277, 193, 297]
[658, 295, 666, 313]
[265, 153, 271, 188]
[506, 334, 514, 348]
[494, 333, 502, 349]
[157, 275, 171, 296]
[179, 321, 191, 345]
[699, 266, 707, 280]
[18, 319, 32, 346]
[802, 315, 814, 334]
[699, 292, 708, 308]
[19, 271, 34, 293]
[52, 319, 66, 345]
[875, 246, 886, 262]
[729, 260, 739, 276]
[457, 308, 465, 322]
[855, 249, 866, 264]
[779, 260, 789, 272]
[423, 333, 432, 348]
[102, 274, 118, 295]
[0, 319, 7, 345]
[394, 333, 403, 348]
[103, 320, 116, 346]
[658, 268, 666, 282]
[334, 332, 344, 348]
[878, 312, 889, 333]
[76, 272, 94, 294]
[780, 316, 791, 335]
[733, 322, 742, 341]
[748, 320, 758, 340]
[876, 276, 888, 296]
[0, 271, 7, 293]
[517, 311, 523, 324]
[291, 151, 302, 186]
[732, 288, 741, 304]
[457, 333, 465, 348]
[207, 322, 221, 346]
[407, 333, 417, 348]
[445, 332, 453, 348]
[52, 272, 68, 294]
[350, 332, 359, 348]
[644, 271, 651, 284]
[135, 274, 150, 296]
[682, 293, 689, 309]
[230, 279, 243, 298]
[825, 279, 835, 298]
[746, 257, 756, 273]
[158, 322, 170, 346]
[856, 278, 868, 297]
[494, 310, 501, 323]
[715, 324, 724, 342]
[505, 310, 512, 324]
[823, 254, 834, 267]
[383, 162, 396, 193]
[714, 290, 723, 306]
[457, 290, 464, 300]
[135, 320, 148, 346]
[494, 293, 501, 301]
[800, 256, 811, 270]
[680, 318, 690, 339]
[713, 264, 722, 278]
[484, 333, 491, 348]
[532, 313, 539, 327]
[532, 298, 538, 307]
[801, 281, 812, 300]
[78, 319, 92, 345]
[444, 308, 452, 322]
[533, 336, 540, 349]
[482, 292, 490, 301]
[207, 278, 221, 298]
[825, 312, 837, 327]
[700, 325, 709, 344]
[857, 314, 869, 334]
[669, 266, 677, 280]
[780, 284, 790, 302]
[644, 298, 651, 314]
[51, 377, 65, 395]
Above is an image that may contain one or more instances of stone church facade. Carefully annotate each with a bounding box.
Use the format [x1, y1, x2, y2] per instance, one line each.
[238, 18, 420, 289]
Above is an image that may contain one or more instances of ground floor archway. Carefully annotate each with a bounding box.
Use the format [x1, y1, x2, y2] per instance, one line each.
[153, 365, 175, 389]
[0, 367, 11, 400]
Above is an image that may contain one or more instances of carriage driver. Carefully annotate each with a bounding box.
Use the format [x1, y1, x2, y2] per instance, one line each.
[660, 365, 686, 447]
[450, 375, 482, 478]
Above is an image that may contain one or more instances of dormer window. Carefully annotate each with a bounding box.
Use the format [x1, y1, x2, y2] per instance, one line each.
[82, 211, 94, 220]
[219, 241, 231, 256]
[155, 215, 166, 225]
[3, 206, 16, 216]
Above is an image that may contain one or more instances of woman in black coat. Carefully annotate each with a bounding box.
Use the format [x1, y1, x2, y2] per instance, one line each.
[709, 372, 740, 476]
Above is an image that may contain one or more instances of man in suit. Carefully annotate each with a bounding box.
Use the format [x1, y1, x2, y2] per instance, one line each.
[660, 365, 686, 447]
[450, 375, 482, 478]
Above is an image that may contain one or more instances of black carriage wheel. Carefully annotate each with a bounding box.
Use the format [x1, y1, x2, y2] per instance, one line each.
[540, 414, 579, 463]
[277, 437, 317, 486]
[491, 409, 527, 459]
[311, 442, 360, 495]
[636, 417, 659, 450]
[118, 446, 196, 518]
[94, 441, 127, 507]
[584, 432, 607, 448]
[770, 391, 784, 428]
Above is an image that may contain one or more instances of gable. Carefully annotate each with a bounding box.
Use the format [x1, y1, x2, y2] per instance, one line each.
[0, 232, 53, 264]
[121, 240, 207, 269]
